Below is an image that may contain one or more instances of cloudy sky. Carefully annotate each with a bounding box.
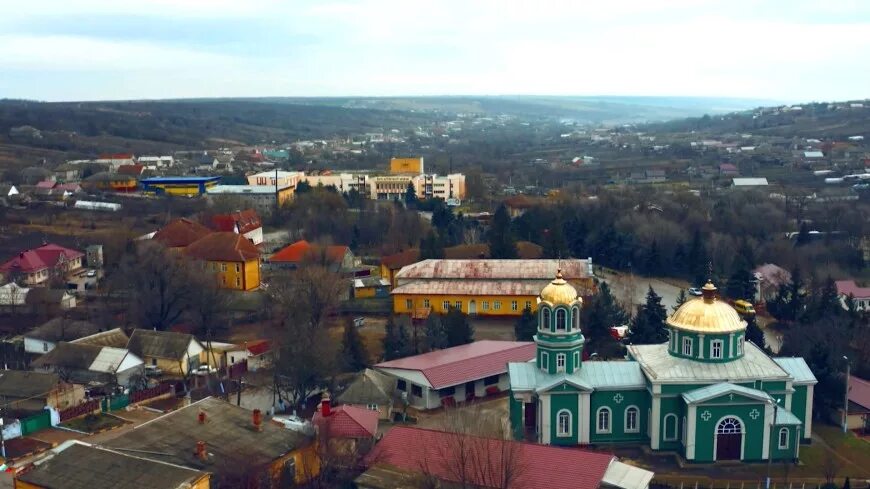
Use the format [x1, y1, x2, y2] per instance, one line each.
[1, 0, 868, 102]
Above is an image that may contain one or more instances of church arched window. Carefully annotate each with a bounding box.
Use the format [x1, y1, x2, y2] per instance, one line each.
[624, 406, 639, 433]
[557, 410, 572, 437]
[663, 414, 678, 441]
[572, 306, 580, 331]
[596, 407, 611, 434]
[778, 427, 789, 449]
[556, 309, 567, 331]
[541, 308, 551, 330]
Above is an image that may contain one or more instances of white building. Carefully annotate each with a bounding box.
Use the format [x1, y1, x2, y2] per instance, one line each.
[246, 170, 304, 188]
[137, 155, 174, 168]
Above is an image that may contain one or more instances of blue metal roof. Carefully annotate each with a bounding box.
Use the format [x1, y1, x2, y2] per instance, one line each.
[682, 382, 772, 405]
[773, 357, 818, 384]
[141, 176, 221, 183]
[508, 360, 645, 393]
[775, 407, 802, 425]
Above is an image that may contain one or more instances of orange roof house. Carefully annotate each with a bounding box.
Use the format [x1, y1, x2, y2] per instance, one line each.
[185, 233, 261, 291]
[152, 218, 212, 249]
[269, 240, 352, 270]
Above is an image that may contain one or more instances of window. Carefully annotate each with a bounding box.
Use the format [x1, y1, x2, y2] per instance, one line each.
[406, 299, 413, 310]
[572, 307, 580, 330]
[541, 351, 549, 370]
[778, 428, 789, 449]
[557, 410, 572, 437]
[663, 414, 678, 441]
[443, 300, 450, 311]
[222, 276, 227, 285]
[510, 300, 518, 311]
[220, 263, 227, 272]
[682, 337, 693, 356]
[573, 351, 580, 370]
[525, 301, 532, 310]
[596, 407, 611, 433]
[482, 301, 489, 310]
[411, 385, 423, 397]
[397, 380, 407, 391]
[556, 309, 567, 331]
[494, 301, 501, 310]
[235, 263, 240, 273]
[440, 386, 456, 397]
[711, 340, 723, 359]
[484, 375, 499, 386]
[423, 299, 430, 309]
[556, 353, 566, 373]
[367, 403, 380, 412]
[737, 336, 744, 355]
[625, 406, 640, 433]
[235, 277, 241, 288]
[541, 308, 551, 329]
[455, 301, 462, 311]
[43, 342, 48, 352]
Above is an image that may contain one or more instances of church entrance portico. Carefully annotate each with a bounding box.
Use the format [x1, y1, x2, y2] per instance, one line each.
[714, 416, 743, 461]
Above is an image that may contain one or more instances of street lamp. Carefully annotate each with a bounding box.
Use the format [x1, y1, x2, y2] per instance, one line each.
[766, 397, 780, 489]
[843, 355, 850, 434]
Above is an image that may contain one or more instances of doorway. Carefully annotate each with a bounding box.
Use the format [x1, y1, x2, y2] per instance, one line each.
[469, 300, 477, 315]
[715, 417, 743, 461]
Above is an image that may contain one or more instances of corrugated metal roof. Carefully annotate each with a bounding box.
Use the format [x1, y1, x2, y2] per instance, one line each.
[773, 357, 818, 384]
[375, 340, 535, 389]
[88, 347, 129, 373]
[578, 362, 646, 390]
[776, 407, 802, 425]
[391, 279, 551, 296]
[628, 342, 790, 383]
[508, 361, 645, 393]
[682, 382, 771, 404]
[602, 460, 656, 489]
[508, 362, 539, 391]
[395, 259, 590, 280]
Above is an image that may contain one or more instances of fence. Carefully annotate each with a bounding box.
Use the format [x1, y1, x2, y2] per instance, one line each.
[58, 399, 100, 422]
[651, 478, 837, 489]
[130, 383, 171, 404]
[101, 394, 130, 412]
[20, 410, 52, 436]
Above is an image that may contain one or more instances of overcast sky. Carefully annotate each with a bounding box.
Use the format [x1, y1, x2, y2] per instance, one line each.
[1, 0, 868, 102]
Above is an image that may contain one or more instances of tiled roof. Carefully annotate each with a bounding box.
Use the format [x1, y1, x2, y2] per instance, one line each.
[773, 357, 817, 384]
[836, 280, 870, 299]
[269, 240, 348, 264]
[15, 442, 207, 489]
[375, 340, 535, 389]
[628, 342, 790, 383]
[185, 232, 260, 262]
[152, 218, 211, 248]
[848, 376, 870, 411]
[395, 259, 591, 280]
[364, 426, 619, 489]
[0, 243, 84, 274]
[313, 404, 379, 438]
[209, 209, 262, 235]
[380, 249, 420, 269]
[72, 328, 130, 348]
[116, 164, 145, 176]
[32, 342, 103, 370]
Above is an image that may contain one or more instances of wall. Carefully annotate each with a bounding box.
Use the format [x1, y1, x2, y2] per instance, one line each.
[790, 384, 810, 440]
[206, 259, 260, 290]
[389, 157, 424, 175]
[393, 294, 538, 317]
[548, 391, 580, 446]
[24, 337, 55, 355]
[770, 424, 800, 461]
[689, 402, 766, 462]
[589, 389, 650, 444]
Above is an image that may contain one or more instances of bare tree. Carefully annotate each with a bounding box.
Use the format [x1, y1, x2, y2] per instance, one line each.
[186, 264, 232, 374]
[822, 450, 839, 485]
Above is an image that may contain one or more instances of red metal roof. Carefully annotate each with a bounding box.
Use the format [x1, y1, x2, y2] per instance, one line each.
[849, 376, 870, 411]
[152, 218, 211, 248]
[116, 164, 145, 176]
[380, 248, 420, 269]
[269, 240, 348, 264]
[209, 209, 261, 235]
[366, 426, 615, 489]
[375, 340, 535, 389]
[184, 232, 260, 262]
[313, 404, 379, 439]
[245, 339, 271, 356]
[35, 180, 55, 189]
[0, 244, 84, 274]
[836, 280, 870, 299]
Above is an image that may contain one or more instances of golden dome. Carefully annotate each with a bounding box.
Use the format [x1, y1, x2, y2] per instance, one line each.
[539, 270, 581, 306]
[667, 282, 746, 334]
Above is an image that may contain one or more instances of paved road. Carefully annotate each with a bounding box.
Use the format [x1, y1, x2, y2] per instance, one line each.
[599, 270, 686, 313]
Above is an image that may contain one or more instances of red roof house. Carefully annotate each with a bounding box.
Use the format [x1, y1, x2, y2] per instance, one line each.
[184, 233, 260, 263]
[0, 244, 85, 286]
[152, 218, 212, 249]
[35, 180, 56, 189]
[269, 240, 351, 269]
[116, 164, 145, 176]
[836, 280, 870, 300]
[207, 209, 263, 245]
[375, 341, 535, 409]
[313, 400, 379, 439]
[360, 426, 652, 489]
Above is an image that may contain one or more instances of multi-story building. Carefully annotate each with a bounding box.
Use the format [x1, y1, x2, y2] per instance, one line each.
[206, 184, 294, 213]
[246, 170, 303, 189]
[301, 173, 370, 194]
[0, 244, 84, 286]
[184, 232, 261, 290]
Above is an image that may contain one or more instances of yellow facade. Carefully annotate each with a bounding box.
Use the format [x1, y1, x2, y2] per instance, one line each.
[380, 264, 401, 289]
[270, 444, 321, 485]
[277, 186, 295, 206]
[393, 293, 538, 317]
[389, 157, 424, 175]
[354, 287, 377, 299]
[207, 258, 260, 290]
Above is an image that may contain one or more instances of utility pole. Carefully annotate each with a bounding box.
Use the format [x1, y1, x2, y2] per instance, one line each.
[843, 355, 850, 433]
[766, 398, 779, 489]
[275, 167, 279, 213]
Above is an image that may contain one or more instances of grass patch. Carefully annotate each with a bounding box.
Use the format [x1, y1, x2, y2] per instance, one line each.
[61, 413, 126, 434]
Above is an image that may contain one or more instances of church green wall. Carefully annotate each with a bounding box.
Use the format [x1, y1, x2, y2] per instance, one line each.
[691, 403, 767, 462]
[770, 425, 800, 461]
[537, 344, 582, 374]
[549, 393, 579, 446]
[658, 396, 686, 451]
[791, 385, 808, 440]
[669, 329, 746, 363]
[509, 394, 524, 441]
[589, 389, 649, 444]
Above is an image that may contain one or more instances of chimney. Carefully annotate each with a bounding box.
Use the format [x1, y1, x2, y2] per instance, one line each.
[252, 408, 262, 431]
[198, 411, 206, 424]
[321, 396, 331, 417]
[196, 441, 207, 461]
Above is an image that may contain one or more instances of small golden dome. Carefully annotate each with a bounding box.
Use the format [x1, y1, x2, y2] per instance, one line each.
[539, 269, 581, 306]
[667, 282, 745, 333]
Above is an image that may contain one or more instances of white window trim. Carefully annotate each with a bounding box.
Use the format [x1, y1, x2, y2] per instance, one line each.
[778, 427, 789, 449]
[572, 307, 580, 330]
[556, 353, 566, 373]
[573, 351, 580, 370]
[682, 337, 693, 356]
[737, 336, 744, 355]
[556, 409, 573, 437]
[596, 407, 612, 434]
[711, 339, 723, 360]
[541, 308, 550, 330]
[624, 405, 640, 433]
[541, 351, 549, 371]
[556, 309, 567, 331]
[663, 413, 678, 441]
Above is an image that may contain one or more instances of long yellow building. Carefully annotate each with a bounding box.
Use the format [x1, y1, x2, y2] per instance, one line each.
[391, 259, 595, 318]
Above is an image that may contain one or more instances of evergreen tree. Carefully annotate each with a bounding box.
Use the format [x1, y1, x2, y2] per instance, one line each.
[404, 181, 418, 208]
[804, 277, 843, 322]
[382, 316, 409, 361]
[644, 240, 662, 275]
[542, 223, 569, 259]
[295, 181, 312, 194]
[584, 282, 628, 341]
[725, 267, 756, 300]
[488, 204, 518, 259]
[444, 307, 474, 347]
[340, 319, 368, 371]
[686, 230, 708, 285]
[419, 230, 445, 259]
[514, 306, 537, 341]
[673, 289, 689, 313]
[424, 313, 448, 351]
[795, 221, 811, 247]
[629, 286, 669, 344]
[744, 315, 765, 349]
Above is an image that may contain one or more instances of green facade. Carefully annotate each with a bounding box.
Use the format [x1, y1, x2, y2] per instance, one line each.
[549, 392, 580, 446]
[690, 403, 767, 462]
[589, 389, 649, 444]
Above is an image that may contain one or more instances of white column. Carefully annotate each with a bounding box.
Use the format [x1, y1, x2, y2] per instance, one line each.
[541, 394, 551, 444]
[686, 406, 697, 460]
[785, 381, 793, 411]
[650, 395, 661, 449]
[729, 333, 735, 359]
[804, 384, 814, 439]
[697, 334, 705, 359]
[580, 392, 591, 444]
[762, 402, 774, 460]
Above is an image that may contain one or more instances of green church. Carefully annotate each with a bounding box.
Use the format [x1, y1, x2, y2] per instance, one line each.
[508, 275, 817, 463]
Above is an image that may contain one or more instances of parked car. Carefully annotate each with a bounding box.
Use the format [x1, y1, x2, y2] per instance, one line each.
[144, 365, 163, 377]
[353, 317, 366, 328]
[86, 269, 97, 278]
[688, 287, 703, 296]
[194, 365, 217, 376]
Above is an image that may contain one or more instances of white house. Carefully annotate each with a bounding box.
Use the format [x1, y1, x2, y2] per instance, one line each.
[836, 280, 870, 310]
